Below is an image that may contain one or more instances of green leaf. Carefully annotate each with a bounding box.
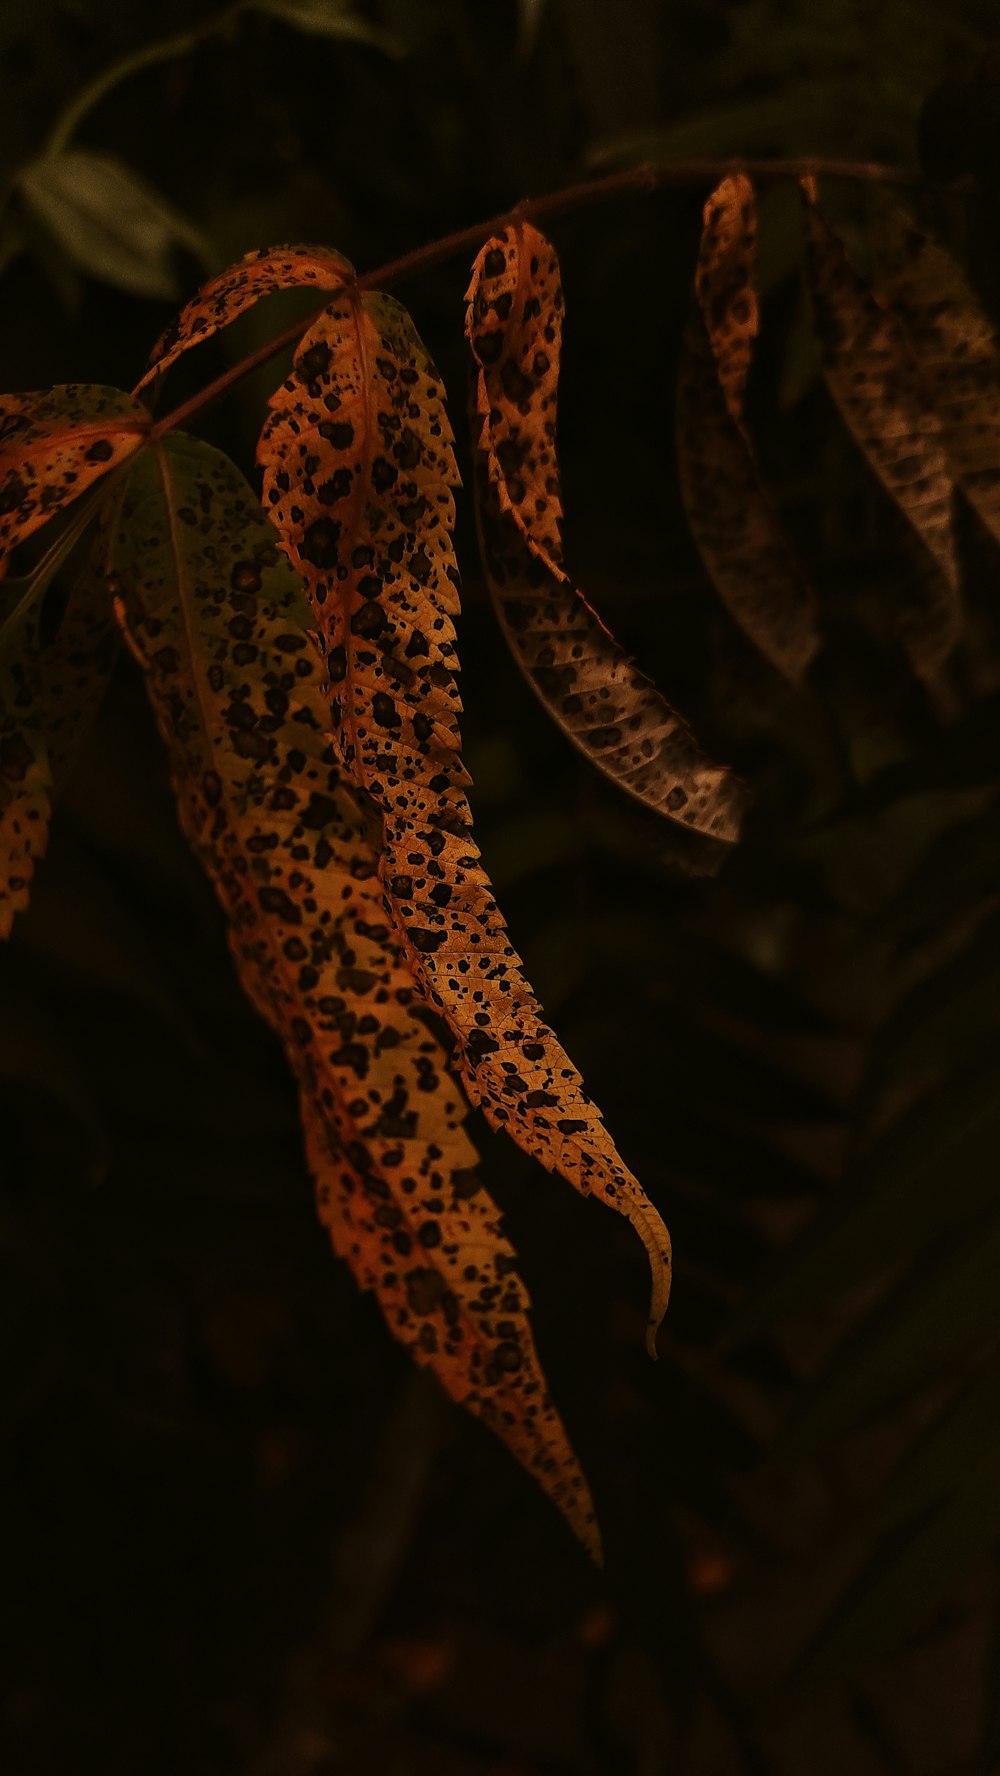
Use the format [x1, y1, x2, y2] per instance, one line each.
[18, 151, 210, 300]
[251, 0, 405, 54]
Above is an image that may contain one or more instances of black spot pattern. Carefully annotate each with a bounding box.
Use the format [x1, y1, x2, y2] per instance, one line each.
[800, 183, 961, 677]
[0, 384, 149, 566]
[108, 430, 600, 1559]
[137, 244, 352, 395]
[465, 223, 748, 841]
[677, 178, 821, 685]
[259, 287, 673, 1480]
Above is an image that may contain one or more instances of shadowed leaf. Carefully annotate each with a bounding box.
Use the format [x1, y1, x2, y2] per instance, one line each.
[465, 222, 747, 843]
[677, 175, 821, 683]
[259, 283, 673, 1361]
[800, 179, 961, 678]
[18, 150, 209, 301]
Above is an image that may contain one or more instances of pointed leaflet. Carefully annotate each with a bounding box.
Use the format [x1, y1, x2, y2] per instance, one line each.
[0, 502, 120, 936]
[0, 385, 148, 567]
[258, 289, 672, 1356]
[465, 224, 746, 843]
[677, 175, 821, 683]
[136, 243, 352, 393]
[106, 432, 599, 1557]
[871, 201, 1000, 548]
[799, 180, 961, 676]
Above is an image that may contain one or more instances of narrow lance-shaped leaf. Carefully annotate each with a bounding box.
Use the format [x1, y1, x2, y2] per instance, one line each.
[799, 178, 961, 677]
[107, 432, 600, 1557]
[0, 491, 121, 936]
[0, 384, 148, 567]
[871, 200, 1000, 549]
[677, 175, 821, 683]
[136, 243, 352, 394]
[258, 288, 673, 1357]
[466, 223, 745, 843]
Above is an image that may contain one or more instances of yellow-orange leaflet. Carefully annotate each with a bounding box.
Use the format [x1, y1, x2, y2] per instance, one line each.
[258, 286, 672, 1362]
[107, 431, 600, 1555]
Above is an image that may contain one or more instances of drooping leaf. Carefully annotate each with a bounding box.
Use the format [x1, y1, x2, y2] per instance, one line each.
[258, 286, 673, 1356]
[677, 175, 821, 684]
[106, 431, 600, 1556]
[872, 201, 1000, 550]
[799, 179, 962, 678]
[18, 150, 209, 301]
[465, 222, 747, 843]
[137, 243, 352, 393]
[0, 384, 148, 566]
[0, 492, 121, 935]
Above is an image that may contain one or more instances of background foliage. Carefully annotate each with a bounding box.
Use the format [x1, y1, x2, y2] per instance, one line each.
[2, 3, 999, 1772]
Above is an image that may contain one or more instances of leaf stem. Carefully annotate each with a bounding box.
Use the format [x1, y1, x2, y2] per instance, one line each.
[149, 154, 955, 441]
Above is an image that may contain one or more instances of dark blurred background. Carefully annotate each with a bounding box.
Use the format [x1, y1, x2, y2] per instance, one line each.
[3, 3, 1000, 1772]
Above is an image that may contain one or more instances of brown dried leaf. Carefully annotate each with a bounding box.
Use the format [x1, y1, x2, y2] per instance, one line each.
[465, 222, 746, 844]
[107, 431, 600, 1556]
[258, 287, 672, 1361]
[677, 175, 821, 684]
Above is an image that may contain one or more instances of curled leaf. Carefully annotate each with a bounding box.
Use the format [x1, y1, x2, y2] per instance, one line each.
[677, 175, 821, 684]
[137, 243, 352, 393]
[466, 222, 746, 843]
[259, 286, 673, 1359]
[108, 432, 600, 1557]
[800, 179, 961, 676]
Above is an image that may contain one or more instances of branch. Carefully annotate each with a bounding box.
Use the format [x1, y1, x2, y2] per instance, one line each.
[148, 155, 959, 443]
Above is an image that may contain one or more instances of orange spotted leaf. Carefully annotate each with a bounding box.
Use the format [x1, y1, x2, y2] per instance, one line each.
[677, 176, 821, 683]
[465, 222, 746, 844]
[259, 288, 673, 1360]
[136, 243, 352, 393]
[106, 431, 600, 1557]
[800, 180, 961, 677]
[0, 385, 148, 569]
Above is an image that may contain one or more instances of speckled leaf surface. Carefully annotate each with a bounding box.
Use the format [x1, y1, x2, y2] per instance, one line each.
[137, 243, 352, 393]
[0, 384, 148, 566]
[259, 288, 673, 1360]
[677, 176, 821, 683]
[871, 202, 1000, 551]
[106, 431, 600, 1556]
[465, 223, 746, 843]
[801, 180, 961, 677]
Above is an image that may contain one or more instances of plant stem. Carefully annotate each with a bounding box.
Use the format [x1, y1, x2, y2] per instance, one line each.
[149, 153, 946, 442]
[43, 3, 248, 160]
